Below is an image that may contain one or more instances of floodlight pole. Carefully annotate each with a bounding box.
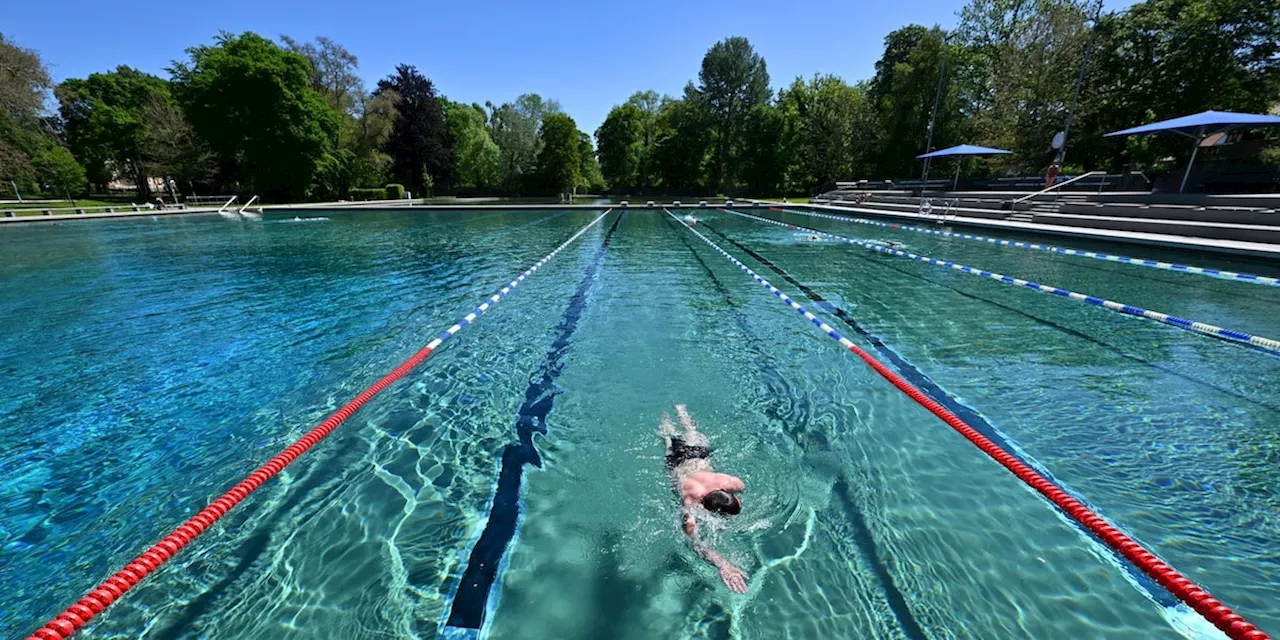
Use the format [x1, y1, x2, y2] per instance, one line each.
[1056, 0, 1103, 166]
[922, 33, 948, 189]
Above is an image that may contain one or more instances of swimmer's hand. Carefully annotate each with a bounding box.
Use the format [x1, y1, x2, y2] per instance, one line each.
[718, 562, 748, 593]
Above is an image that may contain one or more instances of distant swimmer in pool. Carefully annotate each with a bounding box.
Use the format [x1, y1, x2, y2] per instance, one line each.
[660, 404, 748, 593]
[876, 239, 906, 249]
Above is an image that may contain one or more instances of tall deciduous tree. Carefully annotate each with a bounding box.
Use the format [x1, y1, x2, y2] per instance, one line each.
[172, 32, 340, 201]
[58, 66, 175, 196]
[625, 90, 663, 184]
[535, 113, 581, 196]
[376, 64, 454, 195]
[650, 90, 710, 190]
[693, 37, 770, 190]
[577, 130, 605, 193]
[595, 103, 644, 189]
[868, 25, 968, 178]
[446, 101, 501, 190]
[0, 32, 56, 190]
[280, 35, 363, 116]
[488, 93, 561, 193]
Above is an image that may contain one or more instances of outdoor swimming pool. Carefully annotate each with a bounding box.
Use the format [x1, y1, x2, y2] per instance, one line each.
[3, 207, 1278, 639]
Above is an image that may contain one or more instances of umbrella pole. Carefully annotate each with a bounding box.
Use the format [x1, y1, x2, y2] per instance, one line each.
[953, 161, 961, 190]
[1179, 136, 1202, 193]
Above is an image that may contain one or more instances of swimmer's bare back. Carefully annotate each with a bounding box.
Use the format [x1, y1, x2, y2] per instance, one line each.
[660, 405, 749, 593]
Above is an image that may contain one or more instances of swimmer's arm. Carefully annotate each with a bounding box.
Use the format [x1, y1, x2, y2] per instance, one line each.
[682, 509, 749, 592]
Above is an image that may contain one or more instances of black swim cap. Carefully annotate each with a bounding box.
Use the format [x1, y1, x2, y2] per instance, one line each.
[702, 490, 742, 516]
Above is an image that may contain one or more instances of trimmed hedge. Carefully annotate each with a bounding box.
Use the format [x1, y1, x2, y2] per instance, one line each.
[385, 183, 405, 200]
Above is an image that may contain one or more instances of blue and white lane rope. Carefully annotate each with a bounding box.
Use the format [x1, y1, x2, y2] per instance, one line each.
[772, 206, 1280, 287]
[724, 208, 1280, 355]
[424, 209, 611, 352]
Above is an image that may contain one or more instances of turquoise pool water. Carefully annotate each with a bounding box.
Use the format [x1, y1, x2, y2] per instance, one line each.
[2, 207, 1277, 638]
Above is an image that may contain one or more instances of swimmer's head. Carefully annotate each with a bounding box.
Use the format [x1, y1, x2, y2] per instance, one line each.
[702, 490, 742, 516]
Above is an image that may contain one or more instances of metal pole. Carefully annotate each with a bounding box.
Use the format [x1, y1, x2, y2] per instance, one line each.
[1056, 0, 1102, 166]
[1180, 136, 1202, 193]
[954, 161, 962, 190]
[11, 180, 21, 202]
[922, 33, 948, 188]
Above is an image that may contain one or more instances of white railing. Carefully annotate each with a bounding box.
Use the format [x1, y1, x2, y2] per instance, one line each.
[0, 203, 188, 217]
[1012, 171, 1105, 205]
[238, 195, 259, 213]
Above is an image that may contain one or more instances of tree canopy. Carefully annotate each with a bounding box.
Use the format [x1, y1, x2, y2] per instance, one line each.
[171, 32, 339, 201]
[535, 113, 582, 196]
[9, 0, 1278, 203]
[376, 64, 454, 195]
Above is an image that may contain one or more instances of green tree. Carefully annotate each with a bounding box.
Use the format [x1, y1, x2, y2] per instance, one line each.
[138, 94, 214, 195]
[595, 103, 644, 189]
[740, 103, 789, 195]
[779, 75, 879, 188]
[377, 64, 454, 195]
[693, 37, 771, 190]
[650, 92, 710, 190]
[535, 113, 581, 196]
[488, 93, 561, 193]
[625, 90, 663, 185]
[171, 32, 340, 201]
[577, 130, 605, 193]
[31, 145, 86, 196]
[446, 101, 501, 189]
[57, 66, 173, 196]
[280, 35, 363, 116]
[0, 33, 56, 191]
[958, 0, 1094, 168]
[868, 25, 969, 178]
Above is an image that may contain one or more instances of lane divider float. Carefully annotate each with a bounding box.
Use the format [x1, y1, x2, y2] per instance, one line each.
[665, 208, 1268, 640]
[770, 206, 1280, 287]
[26, 209, 613, 640]
[730, 209, 1280, 355]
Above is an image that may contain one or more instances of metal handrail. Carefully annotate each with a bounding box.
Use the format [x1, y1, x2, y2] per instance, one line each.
[1012, 171, 1105, 204]
[238, 195, 259, 213]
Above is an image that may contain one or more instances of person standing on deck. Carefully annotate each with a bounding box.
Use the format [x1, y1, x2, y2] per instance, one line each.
[660, 404, 749, 592]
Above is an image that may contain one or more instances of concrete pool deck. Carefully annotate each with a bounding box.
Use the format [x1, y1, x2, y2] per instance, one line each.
[776, 199, 1280, 259]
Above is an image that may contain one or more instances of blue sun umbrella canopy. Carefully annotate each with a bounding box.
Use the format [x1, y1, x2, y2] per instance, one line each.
[916, 144, 1013, 159]
[917, 144, 1013, 189]
[1104, 110, 1280, 192]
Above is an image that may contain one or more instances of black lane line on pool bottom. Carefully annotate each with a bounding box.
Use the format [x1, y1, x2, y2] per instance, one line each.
[664, 214, 929, 640]
[704, 216, 1180, 609]
[442, 211, 624, 634]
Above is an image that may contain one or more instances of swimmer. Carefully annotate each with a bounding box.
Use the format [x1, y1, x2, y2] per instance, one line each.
[807, 234, 822, 241]
[683, 214, 699, 224]
[876, 239, 906, 249]
[660, 404, 748, 593]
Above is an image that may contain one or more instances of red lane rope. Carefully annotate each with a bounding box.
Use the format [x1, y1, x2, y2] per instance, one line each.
[26, 351, 434, 640]
[26, 210, 612, 640]
[844, 342, 1268, 640]
[677, 208, 1269, 640]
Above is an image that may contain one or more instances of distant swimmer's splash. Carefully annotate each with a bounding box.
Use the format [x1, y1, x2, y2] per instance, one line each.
[660, 404, 749, 593]
[683, 214, 699, 224]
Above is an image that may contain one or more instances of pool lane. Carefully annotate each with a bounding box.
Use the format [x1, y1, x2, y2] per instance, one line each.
[443, 211, 624, 637]
[9, 209, 607, 639]
[768, 208, 1280, 343]
[699, 208, 1280, 634]
[485, 210, 1184, 639]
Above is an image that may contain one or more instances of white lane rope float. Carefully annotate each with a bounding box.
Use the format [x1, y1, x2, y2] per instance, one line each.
[723, 208, 1280, 355]
[772, 206, 1280, 287]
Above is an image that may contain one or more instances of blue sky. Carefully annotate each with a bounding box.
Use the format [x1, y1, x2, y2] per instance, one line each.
[8, 0, 1136, 135]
